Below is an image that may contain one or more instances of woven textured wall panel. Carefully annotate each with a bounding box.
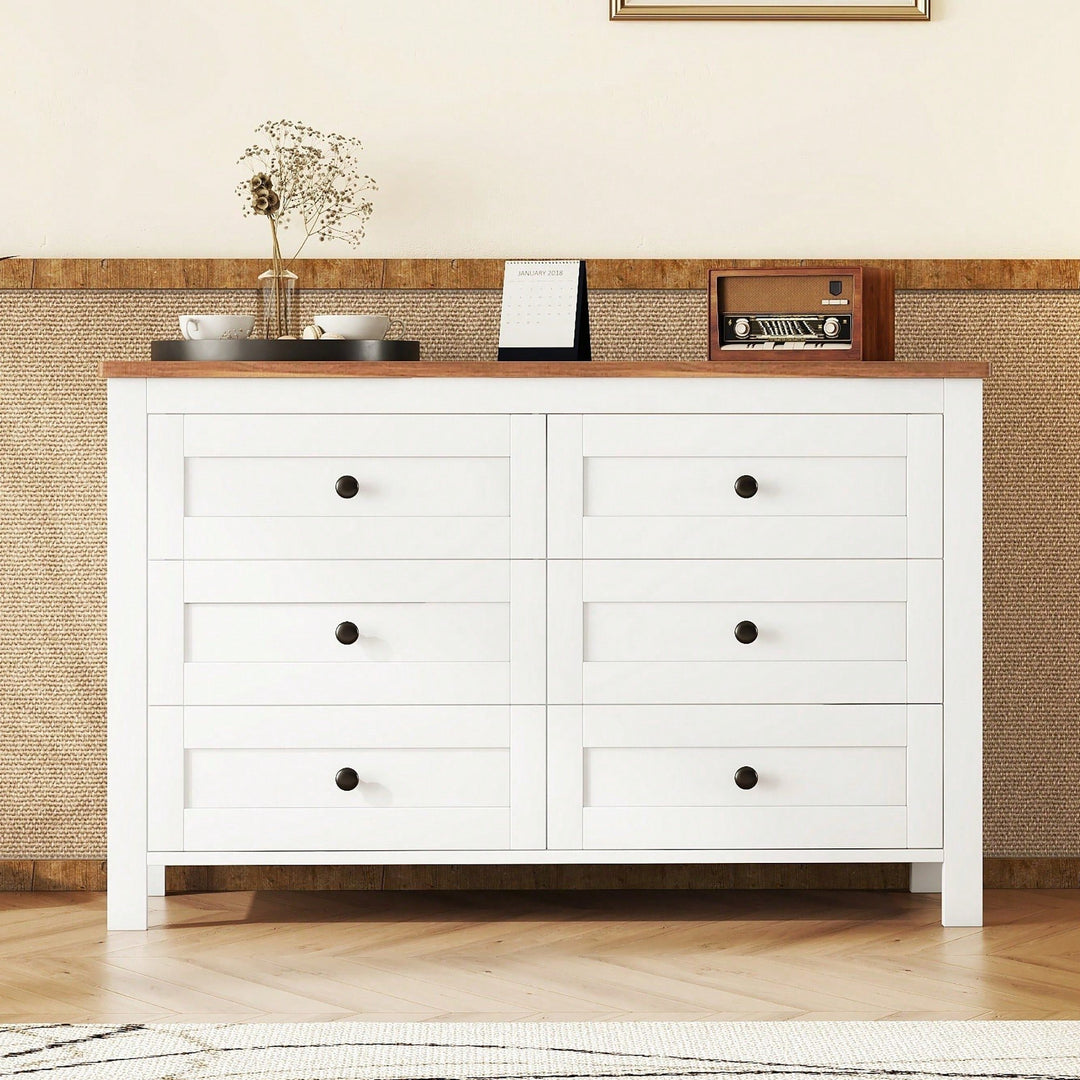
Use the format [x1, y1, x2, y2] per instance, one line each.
[0, 288, 1074, 857]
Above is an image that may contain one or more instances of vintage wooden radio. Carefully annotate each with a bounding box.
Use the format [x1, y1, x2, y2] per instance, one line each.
[708, 266, 895, 362]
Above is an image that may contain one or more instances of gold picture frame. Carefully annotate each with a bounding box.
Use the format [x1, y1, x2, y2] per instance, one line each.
[611, 0, 929, 19]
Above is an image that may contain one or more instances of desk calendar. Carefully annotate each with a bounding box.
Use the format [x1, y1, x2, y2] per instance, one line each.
[497, 259, 591, 362]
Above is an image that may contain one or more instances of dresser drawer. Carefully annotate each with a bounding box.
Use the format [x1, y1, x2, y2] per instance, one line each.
[567, 413, 942, 560]
[186, 748, 508, 809]
[152, 559, 544, 707]
[551, 704, 942, 851]
[149, 412, 545, 561]
[575, 559, 941, 705]
[186, 603, 508, 663]
[186, 456, 508, 518]
[585, 746, 905, 807]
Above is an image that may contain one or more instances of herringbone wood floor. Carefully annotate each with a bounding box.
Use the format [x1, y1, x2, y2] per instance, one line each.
[1, 889, 1079, 1023]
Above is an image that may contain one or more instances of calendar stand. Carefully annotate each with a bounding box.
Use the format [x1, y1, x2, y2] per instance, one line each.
[497, 260, 591, 362]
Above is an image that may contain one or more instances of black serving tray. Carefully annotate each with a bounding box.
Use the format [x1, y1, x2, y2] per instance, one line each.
[151, 338, 421, 363]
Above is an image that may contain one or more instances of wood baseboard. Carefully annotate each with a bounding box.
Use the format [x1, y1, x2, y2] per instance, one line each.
[2, 859, 1078, 892]
[0, 860, 108, 891]
[2, 258, 1080, 292]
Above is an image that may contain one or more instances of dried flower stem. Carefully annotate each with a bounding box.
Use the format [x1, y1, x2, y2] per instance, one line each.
[268, 216, 288, 339]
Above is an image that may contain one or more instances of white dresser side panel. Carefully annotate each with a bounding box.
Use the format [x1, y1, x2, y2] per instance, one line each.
[106, 378, 149, 930]
[941, 378, 984, 926]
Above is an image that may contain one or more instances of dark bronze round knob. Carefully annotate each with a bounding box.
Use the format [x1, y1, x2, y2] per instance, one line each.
[336, 474, 359, 499]
[335, 767, 360, 791]
[734, 620, 758, 644]
[335, 621, 360, 645]
[734, 766, 758, 790]
[734, 474, 758, 499]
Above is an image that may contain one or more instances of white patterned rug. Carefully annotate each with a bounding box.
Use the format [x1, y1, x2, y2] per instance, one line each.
[0, 1022, 1077, 1080]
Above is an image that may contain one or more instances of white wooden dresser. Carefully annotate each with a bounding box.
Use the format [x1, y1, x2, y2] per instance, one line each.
[103, 360, 986, 930]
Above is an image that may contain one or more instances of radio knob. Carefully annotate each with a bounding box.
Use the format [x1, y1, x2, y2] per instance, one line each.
[733, 318, 751, 339]
[823, 317, 841, 339]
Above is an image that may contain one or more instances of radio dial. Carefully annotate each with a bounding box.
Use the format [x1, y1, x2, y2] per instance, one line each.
[733, 318, 751, 339]
[823, 317, 841, 339]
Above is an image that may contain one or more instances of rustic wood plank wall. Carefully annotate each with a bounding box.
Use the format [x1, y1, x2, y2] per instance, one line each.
[4, 258, 1080, 291]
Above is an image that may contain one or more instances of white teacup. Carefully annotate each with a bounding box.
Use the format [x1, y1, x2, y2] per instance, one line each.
[179, 314, 255, 341]
[314, 314, 404, 340]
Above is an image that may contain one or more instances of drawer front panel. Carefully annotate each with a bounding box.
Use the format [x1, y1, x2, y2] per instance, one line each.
[186, 748, 508, 809]
[184, 661, 509, 706]
[583, 661, 908, 705]
[150, 413, 546, 561]
[583, 704, 908, 748]
[548, 704, 942, 851]
[583, 517, 909, 560]
[186, 457, 508, 517]
[583, 559, 908, 603]
[585, 457, 906, 518]
[184, 517, 511, 560]
[565, 560, 942, 705]
[553, 413, 943, 561]
[582, 806, 908, 850]
[184, 561, 509, 604]
[184, 414, 510, 458]
[186, 603, 508, 663]
[585, 746, 906, 807]
[582, 414, 908, 458]
[184, 705, 511, 749]
[585, 602, 906, 663]
[183, 807, 510, 851]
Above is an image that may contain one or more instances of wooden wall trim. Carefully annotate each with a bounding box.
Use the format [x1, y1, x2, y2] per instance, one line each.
[1, 859, 1076, 892]
[2, 258, 1079, 291]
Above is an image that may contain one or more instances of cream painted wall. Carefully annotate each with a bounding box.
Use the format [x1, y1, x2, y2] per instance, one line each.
[1, 0, 1077, 258]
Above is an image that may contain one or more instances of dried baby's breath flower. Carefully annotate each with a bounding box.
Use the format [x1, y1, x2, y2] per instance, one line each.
[236, 119, 376, 257]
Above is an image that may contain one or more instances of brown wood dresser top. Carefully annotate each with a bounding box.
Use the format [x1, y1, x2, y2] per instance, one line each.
[99, 360, 990, 379]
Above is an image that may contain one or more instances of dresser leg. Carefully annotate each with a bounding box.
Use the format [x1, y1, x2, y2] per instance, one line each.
[940, 857, 983, 927]
[106, 863, 149, 931]
[909, 863, 942, 892]
[148, 865, 166, 897]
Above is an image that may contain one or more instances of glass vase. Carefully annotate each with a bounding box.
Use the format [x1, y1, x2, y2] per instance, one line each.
[258, 266, 299, 339]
